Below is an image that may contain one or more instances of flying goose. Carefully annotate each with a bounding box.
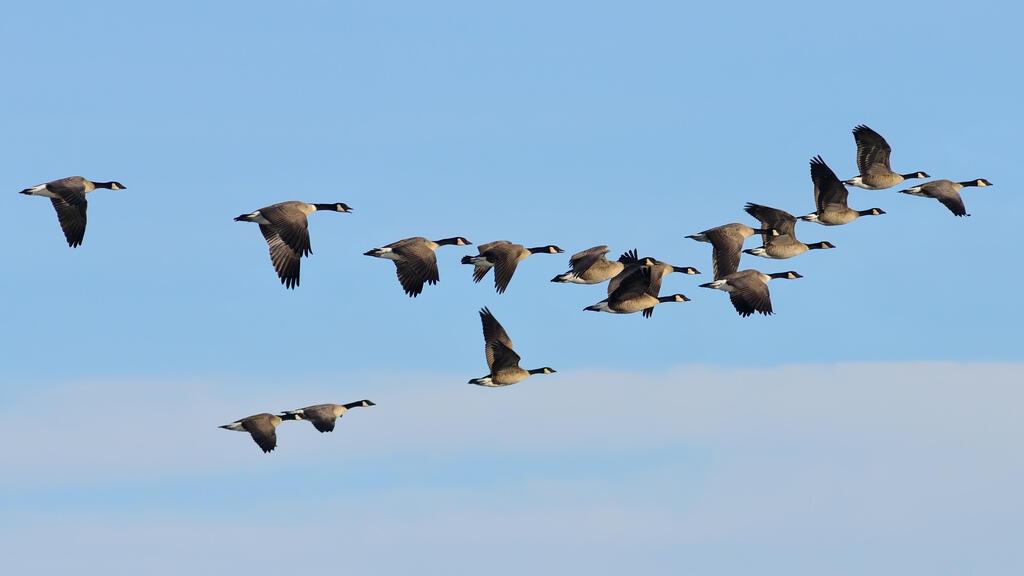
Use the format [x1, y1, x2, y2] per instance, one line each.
[898, 179, 993, 217]
[20, 176, 126, 247]
[281, 400, 375, 433]
[699, 270, 802, 317]
[469, 307, 556, 387]
[844, 125, 929, 190]
[686, 224, 776, 279]
[801, 156, 886, 226]
[551, 245, 626, 284]
[235, 201, 352, 288]
[585, 267, 691, 318]
[742, 203, 835, 259]
[461, 240, 564, 293]
[605, 250, 699, 295]
[220, 412, 297, 453]
[365, 236, 472, 297]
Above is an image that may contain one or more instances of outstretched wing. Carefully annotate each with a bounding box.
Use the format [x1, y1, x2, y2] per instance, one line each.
[479, 307, 514, 370]
[810, 155, 849, 211]
[49, 196, 88, 248]
[569, 245, 610, 274]
[258, 204, 312, 257]
[852, 124, 892, 174]
[259, 225, 301, 288]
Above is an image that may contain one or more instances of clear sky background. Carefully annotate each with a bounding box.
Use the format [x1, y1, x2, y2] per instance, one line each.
[1, 1, 1022, 574]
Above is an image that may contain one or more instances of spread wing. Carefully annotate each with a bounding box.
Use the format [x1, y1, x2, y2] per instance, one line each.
[852, 124, 892, 174]
[258, 204, 312, 257]
[810, 156, 848, 211]
[610, 266, 653, 302]
[937, 193, 968, 217]
[392, 242, 440, 297]
[488, 340, 522, 372]
[569, 245, 610, 274]
[242, 418, 278, 453]
[743, 203, 797, 243]
[259, 225, 301, 288]
[479, 307, 514, 370]
[487, 245, 523, 294]
[728, 275, 773, 317]
[702, 229, 743, 279]
[49, 196, 88, 248]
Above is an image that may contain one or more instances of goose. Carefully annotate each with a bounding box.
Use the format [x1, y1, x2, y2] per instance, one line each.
[898, 179, 992, 217]
[20, 176, 126, 248]
[469, 307, 555, 387]
[235, 201, 352, 288]
[699, 270, 802, 317]
[686, 224, 776, 279]
[844, 125, 929, 190]
[219, 412, 297, 453]
[461, 240, 564, 293]
[551, 245, 626, 284]
[585, 267, 690, 318]
[742, 203, 835, 259]
[365, 236, 472, 297]
[800, 156, 886, 226]
[606, 250, 700, 295]
[281, 400, 375, 433]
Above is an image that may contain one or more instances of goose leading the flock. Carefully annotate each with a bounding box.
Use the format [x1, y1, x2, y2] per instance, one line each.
[898, 179, 993, 217]
[686, 224, 776, 279]
[700, 270, 802, 317]
[844, 125, 929, 190]
[220, 412, 297, 454]
[742, 202, 835, 259]
[462, 240, 563, 293]
[585, 267, 690, 318]
[20, 176, 126, 248]
[469, 307, 555, 387]
[551, 245, 626, 284]
[281, 400, 375, 432]
[801, 156, 886, 226]
[235, 201, 353, 288]
[364, 236, 472, 297]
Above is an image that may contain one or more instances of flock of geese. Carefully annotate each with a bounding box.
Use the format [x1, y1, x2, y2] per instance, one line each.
[19, 125, 994, 453]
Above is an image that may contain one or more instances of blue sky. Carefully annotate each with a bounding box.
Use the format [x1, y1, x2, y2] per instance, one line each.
[2, 1, 1022, 574]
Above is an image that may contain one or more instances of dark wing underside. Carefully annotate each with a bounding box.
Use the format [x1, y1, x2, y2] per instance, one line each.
[258, 204, 312, 257]
[49, 196, 88, 247]
[702, 229, 742, 279]
[569, 245, 609, 274]
[242, 419, 278, 453]
[852, 124, 892, 174]
[393, 242, 440, 297]
[259, 225, 301, 288]
[480, 307, 515, 370]
[811, 156, 849, 211]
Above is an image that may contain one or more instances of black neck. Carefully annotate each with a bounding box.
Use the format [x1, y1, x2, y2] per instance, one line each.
[435, 237, 463, 246]
[93, 181, 117, 189]
[343, 401, 367, 409]
[528, 368, 548, 375]
[857, 209, 877, 216]
[900, 172, 924, 180]
[528, 246, 550, 254]
[313, 203, 337, 211]
[807, 242, 829, 250]
[957, 180, 984, 188]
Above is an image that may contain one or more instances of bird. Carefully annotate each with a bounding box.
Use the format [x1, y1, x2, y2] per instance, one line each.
[234, 201, 352, 288]
[365, 236, 472, 297]
[551, 245, 627, 284]
[280, 400, 375, 433]
[461, 241, 564, 293]
[801, 156, 886, 226]
[219, 412, 297, 453]
[686, 224, 776, 279]
[469, 307, 556, 387]
[844, 125, 929, 190]
[19, 176, 126, 248]
[585, 267, 691, 318]
[742, 202, 835, 259]
[605, 250, 699, 295]
[898, 179, 993, 217]
[700, 270, 802, 317]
